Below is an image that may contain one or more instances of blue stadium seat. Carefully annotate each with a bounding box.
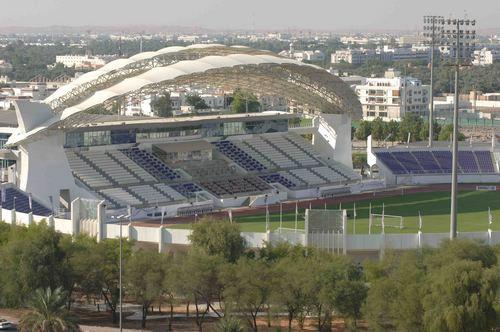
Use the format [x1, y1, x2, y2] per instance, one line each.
[0, 188, 52, 216]
[171, 183, 202, 198]
[213, 141, 266, 172]
[474, 151, 495, 173]
[377, 150, 495, 175]
[375, 152, 407, 174]
[411, 151, 442, 173]
[458, 151, 479, 173]
[120, 148, 181, 181]
[260, 174, 296, 188]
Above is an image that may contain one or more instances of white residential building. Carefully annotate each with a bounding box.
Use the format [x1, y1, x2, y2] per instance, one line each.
[55, 54, 116, 70]
[280, 44, 325, 62]
[380, 45, 430, 62]
[331, 49, 377, 65]
[332, 47, 430, 65]
[472, 48, 500, 66]
[355, 69, 430, 122]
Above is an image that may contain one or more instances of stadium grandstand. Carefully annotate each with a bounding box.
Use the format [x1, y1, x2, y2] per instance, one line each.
[0, 44, 363, 219]
[367, 135, 500, 185]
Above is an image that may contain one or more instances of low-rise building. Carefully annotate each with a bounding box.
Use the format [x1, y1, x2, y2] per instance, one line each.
[331, 48, 377, 65]
[472, 48, 500, 66]
[55, 54, 116, 70]
[332, 46, 430, 65]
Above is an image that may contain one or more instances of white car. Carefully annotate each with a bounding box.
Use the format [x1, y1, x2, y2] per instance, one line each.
[0, 319, 12, 330]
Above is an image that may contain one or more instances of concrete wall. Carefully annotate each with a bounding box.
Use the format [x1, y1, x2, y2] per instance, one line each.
[3, 207, 500, 253]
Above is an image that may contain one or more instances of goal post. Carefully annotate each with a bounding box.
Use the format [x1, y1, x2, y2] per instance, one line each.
[369, 213, 404, 233]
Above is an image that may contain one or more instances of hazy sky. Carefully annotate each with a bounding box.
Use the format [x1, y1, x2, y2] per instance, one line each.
[2, 0, 499, 31]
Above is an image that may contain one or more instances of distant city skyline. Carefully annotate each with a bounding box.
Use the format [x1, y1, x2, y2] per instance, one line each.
[1, 0, 499, 32]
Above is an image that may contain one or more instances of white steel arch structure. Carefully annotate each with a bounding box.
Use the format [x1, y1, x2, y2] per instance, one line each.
[8, 45, 361, 147]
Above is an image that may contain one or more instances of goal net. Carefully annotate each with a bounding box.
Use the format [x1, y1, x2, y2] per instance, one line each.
[369, 213, 404, 232]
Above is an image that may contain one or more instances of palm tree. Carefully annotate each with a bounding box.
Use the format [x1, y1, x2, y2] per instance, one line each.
[216, 315, 245, 332]
[19, 287, 79, 332]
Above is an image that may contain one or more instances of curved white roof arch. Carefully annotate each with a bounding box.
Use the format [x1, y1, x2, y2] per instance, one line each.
[45, 44, 243, 105]
[60, 53, 313, 120]
[8, 46, 361, 147]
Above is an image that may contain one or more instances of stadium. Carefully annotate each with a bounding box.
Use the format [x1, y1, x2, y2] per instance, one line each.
[1, 44, 500, 253]
[1, 44, 361, 218]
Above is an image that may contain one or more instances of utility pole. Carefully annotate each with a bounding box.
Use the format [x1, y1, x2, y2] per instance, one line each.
[423, 16, 444, 147]
[450, 18, 460, 239]
[119, 218, 123, 332]
[445, 17, 476, 239]
[425, 16, 476, 239]
[429, 22, 435, 147]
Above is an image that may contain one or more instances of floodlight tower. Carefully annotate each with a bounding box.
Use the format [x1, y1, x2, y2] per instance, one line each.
[439, 17, 476, 239]
[423, 16, 444, 147]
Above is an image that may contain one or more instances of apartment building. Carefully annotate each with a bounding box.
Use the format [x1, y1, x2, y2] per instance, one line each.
[355, 69, 430, 121]
[55, 54, 116, 70]
[472, 48, 500, 66]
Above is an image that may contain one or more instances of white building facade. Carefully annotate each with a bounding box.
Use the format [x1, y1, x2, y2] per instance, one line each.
[355, 70, 430, 121]
[472, 48, 500, 66]
[55, 55, 115, 70]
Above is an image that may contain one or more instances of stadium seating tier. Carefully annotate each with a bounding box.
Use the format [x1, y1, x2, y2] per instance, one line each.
[376, 150, 496, 175]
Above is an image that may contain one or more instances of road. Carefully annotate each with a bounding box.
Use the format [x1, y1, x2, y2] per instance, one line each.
[0, 314, 146, 332]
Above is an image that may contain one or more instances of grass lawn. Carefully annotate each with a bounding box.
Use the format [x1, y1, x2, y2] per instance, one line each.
[168, 190, 500, 234]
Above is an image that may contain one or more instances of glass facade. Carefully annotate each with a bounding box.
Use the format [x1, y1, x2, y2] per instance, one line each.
[65, 119, 289, 148]
[0, 133, 10, 149]
[0, 133, 16, 168]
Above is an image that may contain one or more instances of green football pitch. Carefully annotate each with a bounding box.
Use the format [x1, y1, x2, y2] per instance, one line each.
[168, 190, 500, 234]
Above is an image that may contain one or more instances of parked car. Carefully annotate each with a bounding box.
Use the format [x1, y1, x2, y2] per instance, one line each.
[0, 319, 12, 330]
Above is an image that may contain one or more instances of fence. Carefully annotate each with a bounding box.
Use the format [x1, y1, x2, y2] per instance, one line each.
[2, 204, 500, 254]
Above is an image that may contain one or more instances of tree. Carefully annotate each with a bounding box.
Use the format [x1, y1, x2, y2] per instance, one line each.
[312, 255, 367, 330]
[426, 238, 497, 269]
[370, 118, 386, 141]
[420, 121, 441, 141]
[63, 236, 102, 306]
[385, 120, 400, 142]
[352, 153, 367, 170]
[399, 113, 424, 142]
[125, 249, 168, 328]
[0, 223, 71, 307]
[221, 258, 274, 331]
[189, 217, 246, 263]
[364, 241, 499, 332]
[363, 276, 396, 331]
[354, 121, 372, 141]
[151, 93, 173, 117]
[438, 123, 466, 141]
[186, 93, 209, 110]
[162, 258, 177, 331]
[0, 222, 12, 246]
[71, 239, 133, 323]
[172, 251, 224, 331]
[96, 239, 133, 323]
[271, 256, 314, 331]
[423, 260, 498, 332]
[18, 287, 79, 332]
[364, 251, 426, 332]
[231, 89, 260, 113]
